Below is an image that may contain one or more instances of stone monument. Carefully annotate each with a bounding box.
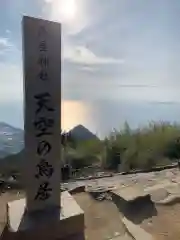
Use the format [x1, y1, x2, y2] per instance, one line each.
[1, 16, 84, 240]
[23, 15, 61, 213]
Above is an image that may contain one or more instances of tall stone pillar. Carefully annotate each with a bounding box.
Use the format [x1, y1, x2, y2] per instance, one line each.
[1, 16, 85, 240]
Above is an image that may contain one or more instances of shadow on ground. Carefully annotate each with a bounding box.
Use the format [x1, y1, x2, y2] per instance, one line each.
[73, 192, 134, 240]
[111, 193, 157, 224]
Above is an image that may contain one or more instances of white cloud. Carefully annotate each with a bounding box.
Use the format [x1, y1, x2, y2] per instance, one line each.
[5, 30, 11, 35]
[0, 63, 23, 102]
[64, 45, 124, 65]
[0, 37, 13, 54]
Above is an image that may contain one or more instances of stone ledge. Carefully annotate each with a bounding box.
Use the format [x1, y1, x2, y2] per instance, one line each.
[122, 217, 154, 240]
[68, 185, 85, 195]
[111, 186, 149, 202]
[2, 191, 85, 240]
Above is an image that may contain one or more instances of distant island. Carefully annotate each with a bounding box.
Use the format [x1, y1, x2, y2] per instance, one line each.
[0, 122, 98, 158]
[69, 124, 99, 141]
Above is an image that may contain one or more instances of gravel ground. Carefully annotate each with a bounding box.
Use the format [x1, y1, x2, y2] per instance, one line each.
[73, 193, 133, 240]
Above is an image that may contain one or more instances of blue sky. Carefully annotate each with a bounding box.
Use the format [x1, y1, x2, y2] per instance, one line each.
[1, 0, 180, 136]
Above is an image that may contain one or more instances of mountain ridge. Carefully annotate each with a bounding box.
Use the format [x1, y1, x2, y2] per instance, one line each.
[69, 124, 98, 141]
[0, 122, 98, 158]
[0, 122, 24, 158]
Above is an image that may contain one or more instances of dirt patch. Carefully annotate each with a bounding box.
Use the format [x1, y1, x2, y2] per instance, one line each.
[73, 192, 133, 240]
[142, 204, 180, 240]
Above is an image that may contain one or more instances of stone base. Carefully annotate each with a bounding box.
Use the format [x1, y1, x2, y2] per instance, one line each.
[1, 191, 85, 240]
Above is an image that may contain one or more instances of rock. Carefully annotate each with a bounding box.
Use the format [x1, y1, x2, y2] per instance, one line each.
[86, 185, 107, 193]
[155, 194, 180, 205]
[166, 183, 180, 195]
[96, 193, 106, 201]
[69, 185, 85, 194]
[111, 186, 149, 202]
[61, 186, 68, 192]
[150, 188, 169, 202]
[86, 185, 112, 201]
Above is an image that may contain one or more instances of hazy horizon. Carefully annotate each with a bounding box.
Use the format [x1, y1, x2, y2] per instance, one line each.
[1, 99, 180, 138]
